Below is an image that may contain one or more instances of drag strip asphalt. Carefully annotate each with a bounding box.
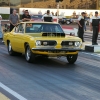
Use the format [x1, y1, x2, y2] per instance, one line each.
[0, 44, 100, 100]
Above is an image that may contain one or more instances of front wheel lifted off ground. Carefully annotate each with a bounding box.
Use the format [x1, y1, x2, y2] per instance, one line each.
[25, 45, 35, 63]
[67, 54, 78, 64]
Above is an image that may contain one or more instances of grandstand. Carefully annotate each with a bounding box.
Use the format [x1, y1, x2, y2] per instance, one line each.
[0, 0, 98, 9]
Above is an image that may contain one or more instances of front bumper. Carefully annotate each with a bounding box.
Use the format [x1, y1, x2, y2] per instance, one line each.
[31, 48, 82, 56]
[32, 48, 82, 51]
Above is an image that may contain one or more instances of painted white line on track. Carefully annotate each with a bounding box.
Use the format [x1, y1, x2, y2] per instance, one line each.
[0, 82, 27, 100]
[81, 52, 100, 58]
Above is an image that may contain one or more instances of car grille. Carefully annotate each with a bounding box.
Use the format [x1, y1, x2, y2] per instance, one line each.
[41, 40, 57, 46]
[61, 41, 75, 47]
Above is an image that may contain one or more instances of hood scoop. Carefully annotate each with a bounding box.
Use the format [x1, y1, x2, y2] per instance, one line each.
[42, 32, 65, 37]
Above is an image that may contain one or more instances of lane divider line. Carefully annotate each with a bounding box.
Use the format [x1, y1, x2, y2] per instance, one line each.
[0, 82, 27, 100]
[81, 52, 100, 58]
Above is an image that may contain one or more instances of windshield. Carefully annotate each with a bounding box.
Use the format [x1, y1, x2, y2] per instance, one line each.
[25, 23, 64, 33]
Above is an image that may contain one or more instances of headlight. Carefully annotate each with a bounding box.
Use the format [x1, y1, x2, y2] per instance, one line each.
[43, 42, 48, 46]
[36, 40, 56, 46]
[69, 42, 73, 46]
[36, 41, 41, 46]
[75, 42, 80, 47]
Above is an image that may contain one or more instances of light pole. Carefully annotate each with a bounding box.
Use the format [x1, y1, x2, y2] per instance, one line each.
[85, 0, 88, 9]
[55, 0, 63, 23]
[57, 2, 59, 23]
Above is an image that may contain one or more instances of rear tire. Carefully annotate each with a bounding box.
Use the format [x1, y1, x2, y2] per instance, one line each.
[67, 54, 78, 64]
[25, 45, 35, 63]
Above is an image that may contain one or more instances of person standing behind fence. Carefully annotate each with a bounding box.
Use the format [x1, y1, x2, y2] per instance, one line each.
[9, 10, 19, 32]
[77, 12, 85, 42]
[22, 10, 31, 22]
[84, 13, 87, 31]
[42, 10, 53, 22]
[90, 11, 100, 45]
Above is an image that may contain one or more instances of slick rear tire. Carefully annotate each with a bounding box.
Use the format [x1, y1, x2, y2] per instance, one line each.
[25, 45, 35, 63]
[67, 54, 78, 64]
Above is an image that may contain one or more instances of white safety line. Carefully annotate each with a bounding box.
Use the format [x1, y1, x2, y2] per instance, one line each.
[0, 82, 27, 100]
[81, 52, 100, 58]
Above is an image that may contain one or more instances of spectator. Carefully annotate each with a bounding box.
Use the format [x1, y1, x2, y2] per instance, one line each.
[89, 12, 93, 18]
[38, 10, 42, 15]
[22, 9, 25, 15]
[9, 10, 19, 31]
[84, 12, 87, 31]
[90, 11, 100, 45]
[42, 10, 53, 22]
[77, 12, 85, 42]
[0, 14, 2, 38]
[51, 12, 54, 16]
[55, 12, 57, 16]
[22, 10, 28, 16]
[22, 10, 31, 22]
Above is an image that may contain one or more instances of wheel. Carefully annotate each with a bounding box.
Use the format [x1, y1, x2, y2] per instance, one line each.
[7, 41, 16, 56]
[66, 21, 70, 25]
[67, 54, 78, 64]
[25, 45, 35, 63]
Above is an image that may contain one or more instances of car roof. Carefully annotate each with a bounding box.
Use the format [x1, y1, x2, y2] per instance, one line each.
[21, 21, 58, 24]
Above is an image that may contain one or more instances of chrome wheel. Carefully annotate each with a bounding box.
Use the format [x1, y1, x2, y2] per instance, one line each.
[7, 41, 16, 56]
[25, 45, 35, 63]
[26, 46, 31, 61]
[8, 42, 12, 52]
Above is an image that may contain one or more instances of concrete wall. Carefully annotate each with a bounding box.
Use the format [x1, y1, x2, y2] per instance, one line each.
[0, 7, 99, 16]
[20, 8, 100, 16]
[0, 7, 10, 14]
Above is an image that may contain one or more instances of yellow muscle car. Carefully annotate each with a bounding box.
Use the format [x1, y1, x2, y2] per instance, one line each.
[3, 22, 82, 64]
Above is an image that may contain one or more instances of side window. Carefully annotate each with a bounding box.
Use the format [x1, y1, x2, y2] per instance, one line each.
[55, 25, 63, 33]
[26, 24, 42, 33]
[18, 24, 24, 33]
[14, 25, 19, 33]
[32, 24, 41, 32]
